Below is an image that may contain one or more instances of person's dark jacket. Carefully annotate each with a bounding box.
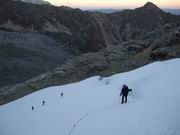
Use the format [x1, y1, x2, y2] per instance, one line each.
[120, 85, 129, 96]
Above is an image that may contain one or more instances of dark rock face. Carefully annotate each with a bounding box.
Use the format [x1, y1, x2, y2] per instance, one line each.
[0, 31, 73, 87]
[150, 24, 180, 60]
[0, 0, 109, 87]
[0, 0, 108, 53]
[0, 1, 180, 105]
[1, 0, 179, 54]
[108, 3, 180, 41]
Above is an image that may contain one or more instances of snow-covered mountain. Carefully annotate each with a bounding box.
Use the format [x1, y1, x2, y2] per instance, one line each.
[0, 58, 180, 135]
[14, 0, 51, 5]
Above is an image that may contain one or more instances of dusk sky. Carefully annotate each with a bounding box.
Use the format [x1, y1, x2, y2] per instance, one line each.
[46, 0, 180, 9]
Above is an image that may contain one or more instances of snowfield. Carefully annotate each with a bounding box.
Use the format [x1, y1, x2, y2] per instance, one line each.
[0, 58, 180, 135]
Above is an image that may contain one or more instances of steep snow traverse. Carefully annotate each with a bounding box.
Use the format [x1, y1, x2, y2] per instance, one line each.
[0, 58, 180, 135]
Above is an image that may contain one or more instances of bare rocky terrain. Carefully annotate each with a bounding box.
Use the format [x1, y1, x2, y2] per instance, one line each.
[0, 31, 73, 87]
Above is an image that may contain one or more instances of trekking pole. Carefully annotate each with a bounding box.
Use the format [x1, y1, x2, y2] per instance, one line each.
[130, 91, 135, 101]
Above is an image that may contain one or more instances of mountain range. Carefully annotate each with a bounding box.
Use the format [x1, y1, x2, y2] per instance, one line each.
[0, 0, 180, 105]
[89, 8, 180, 15]
[12, 0, 180, 15]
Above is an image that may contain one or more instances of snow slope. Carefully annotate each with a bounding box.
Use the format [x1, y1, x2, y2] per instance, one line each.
[0, 58, 180, 135]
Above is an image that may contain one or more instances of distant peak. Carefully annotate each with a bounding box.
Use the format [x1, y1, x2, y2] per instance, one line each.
[143, 2, 161, 10]
[144, 2, 157, 7]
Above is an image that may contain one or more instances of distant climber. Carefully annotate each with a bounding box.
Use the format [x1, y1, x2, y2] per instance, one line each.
[61, 92, 63, 97]
[120, 84, 131, 104]
[42, 101, 45, 106]
[32, 106, 34, 111]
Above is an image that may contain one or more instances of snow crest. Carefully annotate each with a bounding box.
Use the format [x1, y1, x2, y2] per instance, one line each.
[0, 58, 180, 135]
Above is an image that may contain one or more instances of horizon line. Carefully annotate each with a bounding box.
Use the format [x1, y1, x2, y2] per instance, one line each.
[51, 5, 180, 10]
[47, 1, 180, 9]
[52, 5, 180, 10]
